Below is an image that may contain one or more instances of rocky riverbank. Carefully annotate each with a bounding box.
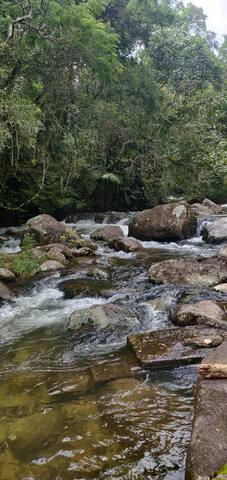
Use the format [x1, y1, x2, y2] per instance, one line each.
[0, 198, 226, 479]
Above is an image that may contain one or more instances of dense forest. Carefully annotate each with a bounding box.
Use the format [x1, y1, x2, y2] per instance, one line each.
[0, 0, 227, 223]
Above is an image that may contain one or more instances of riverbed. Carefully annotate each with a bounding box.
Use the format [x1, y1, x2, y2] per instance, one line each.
[0, 213, 221, 479]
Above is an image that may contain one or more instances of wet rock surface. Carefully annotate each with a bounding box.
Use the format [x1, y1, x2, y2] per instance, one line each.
[171, 300, 227, 328]
[0, 280, 13, 300]
[40, 260, 65, 272]
[185, 378, 227, 480]
[90, 225, 124, 241]
[202, 217, 227, 244]
[128, 202, 196, 241]
[25, 214, 80, 246]
[0, 268, 16, 282]
[8, 408, 64, 458]
[68, 304, 139, 333]
[127, 327, 217, 368]
[149, 257, 227, 286]
[60, 277, 111, 297]
[109, 237, 143, 252]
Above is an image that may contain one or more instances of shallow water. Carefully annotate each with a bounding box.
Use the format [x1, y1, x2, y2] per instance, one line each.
[0, 212, 223, 479]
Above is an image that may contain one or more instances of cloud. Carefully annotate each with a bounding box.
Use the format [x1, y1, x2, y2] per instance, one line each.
[184, 0, 227, 38]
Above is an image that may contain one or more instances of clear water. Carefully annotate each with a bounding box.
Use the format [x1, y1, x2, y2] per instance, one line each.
[0, 212, 222, 479]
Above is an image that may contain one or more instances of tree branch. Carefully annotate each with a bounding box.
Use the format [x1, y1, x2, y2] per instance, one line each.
[0, 1, 32, 48]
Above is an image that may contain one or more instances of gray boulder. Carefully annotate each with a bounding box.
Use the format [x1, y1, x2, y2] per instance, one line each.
[90, 225, 124, 242]
[171, 301, 227, 329]
[109, 237, 143, 252]
[68, 304, 139, 333]
[202, 218, 227, 244]
[40, 260, 65, 272]
[25, 214, 80, 246]
[149, 257, 227, 287]
[128, 202, 196, 241]
[203, 198, 223, 213]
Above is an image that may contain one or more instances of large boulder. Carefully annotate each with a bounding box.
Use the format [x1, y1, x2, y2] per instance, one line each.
[128, 202, 196, 241]
[171, 301, 227, 329]
[109, 237, 143, 252]
[202, 218, 227, 244]
[90, 225, 124, 242]
[149, 257, 227, 287]
[24, 214, 80, 246]
[68, 304, 139, 333]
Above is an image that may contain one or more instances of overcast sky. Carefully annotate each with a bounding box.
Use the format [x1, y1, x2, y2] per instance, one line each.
[184, 0, 227, 41]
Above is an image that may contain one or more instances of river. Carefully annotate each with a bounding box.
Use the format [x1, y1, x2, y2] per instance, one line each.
[0, 213, 221, 479]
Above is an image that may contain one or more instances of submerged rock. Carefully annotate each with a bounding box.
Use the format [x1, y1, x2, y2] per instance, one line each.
[24, 214, 80, 246]
[90, 225, 124, 242]
[60, 277, 111, 298]
[202, 218, 227, 244]
[0, 268, 15, 282]
[149, 257, 227, 287]
[8, 408, 64, 458]
[171, 301, 227, 329]
[49, 371, 94, 398]
[128, 202, 196, 241]
[109, 237, 143, 252]
[68, 304, 139, 333]
[40, 260, 65, 272]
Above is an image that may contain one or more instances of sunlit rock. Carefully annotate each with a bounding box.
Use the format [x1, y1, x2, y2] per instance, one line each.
[129, 202, 196, 241]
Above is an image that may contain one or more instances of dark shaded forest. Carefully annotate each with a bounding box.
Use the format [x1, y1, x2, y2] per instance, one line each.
[0, 0, 227, 223]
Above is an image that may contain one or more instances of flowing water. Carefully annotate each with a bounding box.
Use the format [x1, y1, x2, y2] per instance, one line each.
[0, 213, 223, 479]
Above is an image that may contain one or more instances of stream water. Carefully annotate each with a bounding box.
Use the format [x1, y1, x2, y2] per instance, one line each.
[0, 213, 222, 479]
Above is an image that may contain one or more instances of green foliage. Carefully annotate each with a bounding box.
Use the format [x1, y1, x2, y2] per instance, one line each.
[214, 463, 227, 478]
[20, 233, 37, 251]
[0, 0, 226, 219]
[0, 252, 41, 278]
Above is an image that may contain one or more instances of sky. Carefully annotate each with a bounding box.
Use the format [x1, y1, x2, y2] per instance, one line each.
[184, 0, 227, 41]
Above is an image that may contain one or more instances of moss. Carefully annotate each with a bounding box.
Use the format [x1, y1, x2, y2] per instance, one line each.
[59, 228, 79, 248]
[213, 464, 227, 478]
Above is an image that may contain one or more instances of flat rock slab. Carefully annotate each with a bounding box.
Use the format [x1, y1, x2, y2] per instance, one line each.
[91, 356, 141, 383]
[185, 378, 227, 480]
[199, 341, 227, 379]
[127, 328, 220, 368]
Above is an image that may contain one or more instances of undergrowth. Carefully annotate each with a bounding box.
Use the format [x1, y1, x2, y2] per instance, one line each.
[0, 251, 42, 278]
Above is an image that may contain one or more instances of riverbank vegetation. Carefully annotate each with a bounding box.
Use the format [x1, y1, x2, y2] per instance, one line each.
[0, 0, 227, 223]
